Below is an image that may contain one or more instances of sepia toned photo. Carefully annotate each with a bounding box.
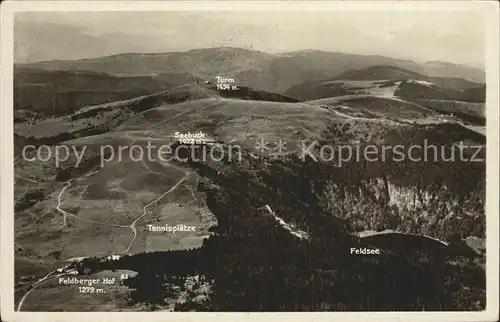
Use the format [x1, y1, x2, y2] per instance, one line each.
[1, 1, 498, 321]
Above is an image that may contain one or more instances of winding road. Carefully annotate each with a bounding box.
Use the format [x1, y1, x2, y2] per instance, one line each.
[20, 159, 191, 311]
[120, 172, 191, 254]
[17, 101, 204, 311]
[16, 264, 74, 311]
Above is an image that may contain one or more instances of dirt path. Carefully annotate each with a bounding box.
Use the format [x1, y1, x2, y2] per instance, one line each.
[56, 180, 129, 229]
[120, 172, 191, 254]
[15, 175, 42, 184]
[17, 265, 73, 311]
[18, 94, 224, 310]
[260, 205, 309, 240]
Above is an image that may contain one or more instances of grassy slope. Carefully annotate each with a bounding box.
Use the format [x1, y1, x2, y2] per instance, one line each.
[14, 77, 485, 311]
[14, 67, 197, 119]
[20, 48, 485, 94]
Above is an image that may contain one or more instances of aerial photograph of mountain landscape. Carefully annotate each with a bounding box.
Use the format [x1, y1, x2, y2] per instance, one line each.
[6, 6, 494, 314]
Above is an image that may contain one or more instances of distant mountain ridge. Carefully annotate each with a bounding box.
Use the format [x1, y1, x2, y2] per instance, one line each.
[333, 65, 426, 81]
[14, 64, 299, 121]
[18, 47, 485, 94]
[14, 66, 182, 118]
[332, 65, 483, 89]
[285, 65, 485, 101]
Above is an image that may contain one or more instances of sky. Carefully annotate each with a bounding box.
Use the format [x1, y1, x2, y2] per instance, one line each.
[14, 11, 485, 67]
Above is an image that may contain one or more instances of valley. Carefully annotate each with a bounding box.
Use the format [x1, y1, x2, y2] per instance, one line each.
[13, 48, 486, 312]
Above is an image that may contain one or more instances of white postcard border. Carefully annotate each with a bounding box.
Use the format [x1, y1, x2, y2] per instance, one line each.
[1, 1, 498, 322]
